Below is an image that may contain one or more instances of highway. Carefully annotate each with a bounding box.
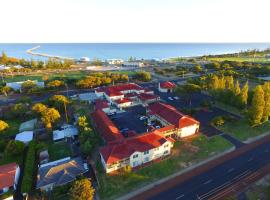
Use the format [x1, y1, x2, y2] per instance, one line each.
[131, 139, 270, 200]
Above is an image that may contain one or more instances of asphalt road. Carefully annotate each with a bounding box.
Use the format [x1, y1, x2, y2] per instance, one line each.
[146, 141, 270, 200]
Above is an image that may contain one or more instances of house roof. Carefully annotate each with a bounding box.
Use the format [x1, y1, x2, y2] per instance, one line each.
[15, 131, 34, 143]
[53, 126, 78, 141]
[0, 163, 18, 189]
[148, 102, 199, 128]
[160, 81, 176, 89]
[96, 83, 144, 97]
[36, 157, 87, 189]
[95, 99, 109, 110]
[100, 132, 172, 165]
[92, 109, 124, 143]
[138, 93, 159, 101]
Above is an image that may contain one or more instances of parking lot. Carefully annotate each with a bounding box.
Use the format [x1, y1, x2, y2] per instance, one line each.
[110, 105, 148, 135]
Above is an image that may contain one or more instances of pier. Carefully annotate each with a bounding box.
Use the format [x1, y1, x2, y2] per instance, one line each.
[26, 46, 75, 60]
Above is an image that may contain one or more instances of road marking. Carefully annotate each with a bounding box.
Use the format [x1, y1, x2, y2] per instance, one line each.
[203, 179, 212, 185]
[233, 170, 251, 181]
[176, 194, 185, 199]
[198, 181, 231, 199]
[228, 168, 234, 173]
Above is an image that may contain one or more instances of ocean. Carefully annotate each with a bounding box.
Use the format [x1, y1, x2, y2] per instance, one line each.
[0, 43, 269, 61]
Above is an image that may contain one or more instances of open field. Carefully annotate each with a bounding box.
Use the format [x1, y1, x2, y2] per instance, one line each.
[98, 135, 233, 200]
[207, 57, 270, 63]
[219, 119, 270, 142]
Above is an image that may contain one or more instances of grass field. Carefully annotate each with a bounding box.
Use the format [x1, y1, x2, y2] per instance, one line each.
[207, 57, 270, 63]
[98, 135, 233, 200]
[48, 142, 72, 161]
[219, 119, 270, 142]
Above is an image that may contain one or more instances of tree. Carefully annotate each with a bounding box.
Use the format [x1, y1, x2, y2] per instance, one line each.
[32, 103, 48, 116]
[11, 103, 28, 117]
[78, 116, 89, 131]
[226, 76, 234, 91]
[240, 81, 249, 106]
[0, 51, 8, 65]
[1, 86, 12, 96]
[193, 65, 202, 73]
[134, 71, 151, 82]
[41, 108, 61, 129]
[69, 178, 95, 200]
[21, 80, 38, 93]
[47, 80, 65, 88]
[249, 85, 265, 126]
[234, 80, 241, 96]
[0, 120, 9, 132]
[262, 82, 270, 123]
[176, 83, 201, 107]
[5, 140, 25, 156]
[50, 95, 69, 122]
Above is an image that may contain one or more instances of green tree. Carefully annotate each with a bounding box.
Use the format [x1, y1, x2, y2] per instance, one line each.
[1, 86, 12, 96]
[41, 108, 61, 129]
[5, 140, 25, 156]
[262, 82, 270, 123]
[50, 95, 69, 122]
[11, 103, 28, 117]
[0, 51, 8, 65]
[240, 81, 249, 106]
[78, 116, 89, 130]
[193, 65, 202, 73]
[0, 120, 9, 132]
[69, 178, 95, 200]
[32, 103, 48, 116]
[249, 85, 265, 126]
[226, 76, 234, 91]
[21, 80, 38, 93]
[134, 71, 151, 82]
[234, 80, 241, 96]
[46, 80, 65, 88]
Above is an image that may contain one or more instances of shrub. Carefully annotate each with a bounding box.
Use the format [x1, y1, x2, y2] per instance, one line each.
[4, 140, 25, 156]
[211, 116, 225, 127]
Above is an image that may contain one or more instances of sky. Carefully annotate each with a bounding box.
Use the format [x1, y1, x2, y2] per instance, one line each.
[0, 0, 269, 43]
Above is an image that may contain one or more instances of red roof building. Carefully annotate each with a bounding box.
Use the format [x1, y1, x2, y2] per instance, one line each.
[100, 132, 173, 165]
[138, 93, 160, 102]
[95, 99, 109, 110]
[115, 98, 132, 105]
[91, 110, 124, 143]
[148, 102, 199, 130]
[160, 81, 176, 89]
[0, 163, 19, 192]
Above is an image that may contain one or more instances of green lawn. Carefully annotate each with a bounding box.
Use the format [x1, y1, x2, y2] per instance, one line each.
[48, 142, 72, 161]
[98, 135, 233, 200]
[214, 102, 243, 117]
[219, 119, 270, 142]
[207, 57, 270, 63]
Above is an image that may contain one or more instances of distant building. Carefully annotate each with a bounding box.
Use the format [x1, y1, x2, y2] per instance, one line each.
[108, 59, 124, 65]
[0, 163, 20, 195]
[36, 157, 88, 191]
[158, 81, 176, 93]
[6, 80, 44, 91]
[79, 57, 90, 62]
[122, 62, 144, 68]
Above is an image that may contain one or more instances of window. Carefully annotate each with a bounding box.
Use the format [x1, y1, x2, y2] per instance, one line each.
[155, 147, 159, 151]
[133, 154, 138, 159]
[144, 150, 149, 155]
[144, 157, 149, 163]
[133, 161, 138, 167]
[164, 144, 169, 148]
[164, 150, 169, 154]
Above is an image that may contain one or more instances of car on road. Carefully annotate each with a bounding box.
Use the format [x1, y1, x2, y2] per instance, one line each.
[173, 96, 179, 100]
[168, 97, 174, 101]
[155, 126, 160, 129]
[120, 128, 129, 133]
[139, 116, 147, 120]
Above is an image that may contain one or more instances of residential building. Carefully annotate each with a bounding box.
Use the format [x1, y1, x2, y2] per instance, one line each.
[122, 62, 144, 68]
[114, 98, 133, 109]
[147, 102, 200, 138]
[158, 81, 176, 93]
[15, 131, 34, 145]
[36, 157, 88, 191]
[0, 163, 20, 195]
[94, 99, 112, 113]
[100, 132, 174, 173]
[53, 125, 78, 141]
[6, 80, 44, 91]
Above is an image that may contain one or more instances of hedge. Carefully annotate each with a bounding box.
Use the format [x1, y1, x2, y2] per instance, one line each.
[21, 141, 37, 193]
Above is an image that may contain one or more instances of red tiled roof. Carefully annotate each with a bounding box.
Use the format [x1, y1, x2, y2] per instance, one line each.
[138, 93, 159, 101]
[0, 163, 17, 189]
[148, 102, 199, 128]
[160, 81, 176, 89]
[96, 83, 144, 97]
[92, 110, 124, 143]
[95, 99, 109, 110]
[100, 132, 172, 164]
[125, 92, 138, 98]
[115, 98, 131, 104]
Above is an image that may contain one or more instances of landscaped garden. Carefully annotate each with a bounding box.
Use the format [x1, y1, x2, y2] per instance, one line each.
[97, 135, 233, 200]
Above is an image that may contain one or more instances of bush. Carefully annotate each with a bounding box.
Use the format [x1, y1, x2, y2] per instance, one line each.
[211, 116, 225, 127]
[21, 141, 37, 193]
[5, 140, 25, 156]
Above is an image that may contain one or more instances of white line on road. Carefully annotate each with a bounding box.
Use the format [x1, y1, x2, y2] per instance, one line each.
[176, 194, 185, 199]
[203, 179, 213, 185]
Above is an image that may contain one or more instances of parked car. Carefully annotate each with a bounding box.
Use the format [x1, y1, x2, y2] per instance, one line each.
[168, 97, 174, 101]
[155, 126, 161, 129]
[139, 116, 147, 120]
[173, 96, 179, 100]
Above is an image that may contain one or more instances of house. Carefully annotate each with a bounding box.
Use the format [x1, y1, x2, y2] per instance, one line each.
[36, 157, 88, 191]
[158, 81, 176, 93]
[78, 92, 99, 103]
[15, 131, 34, 144]
[53, 125, 78, 141]
[94, 99, 113, 114]
[6, 80, 44, 91]
[91, 109, 124, 144]
[0, 163, 20, 195]
[114, 98, 132, 109]
[100, 132, 174, 173]
[147, 102, 200, 138]
[108, 59, 124, 65]
[122, 62, 144, 68]
[138, 93, 160, 105]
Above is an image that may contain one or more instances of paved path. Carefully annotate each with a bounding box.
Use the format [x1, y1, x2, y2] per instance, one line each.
[221, 133, 245, 148]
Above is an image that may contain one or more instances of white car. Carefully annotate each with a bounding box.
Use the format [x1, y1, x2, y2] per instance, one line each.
[168, 97, 174, 101]
[155, 126, 161, 129]
[139, 116, 147, 120]
[174, 96, 179, 100]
